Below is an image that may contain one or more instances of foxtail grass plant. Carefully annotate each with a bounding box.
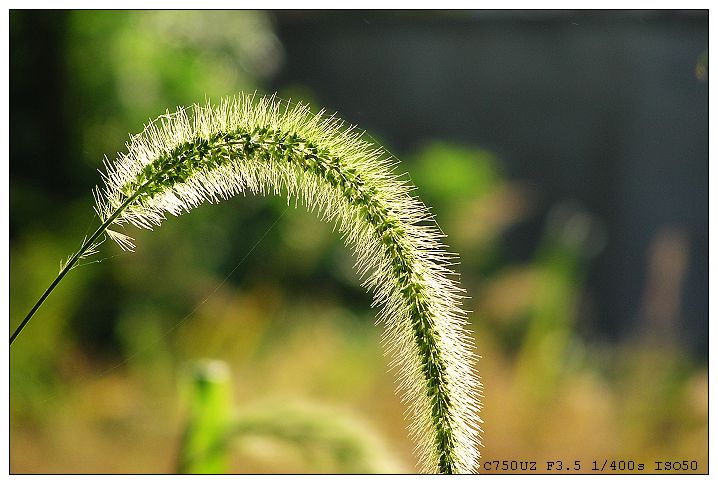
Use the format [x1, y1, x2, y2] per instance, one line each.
[178, 359, 404, 473]
[11, 93, 482, 473]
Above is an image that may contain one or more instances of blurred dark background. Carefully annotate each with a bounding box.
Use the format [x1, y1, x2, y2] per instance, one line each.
[271, 10, 708, 355]
[9, 10, 708, 474]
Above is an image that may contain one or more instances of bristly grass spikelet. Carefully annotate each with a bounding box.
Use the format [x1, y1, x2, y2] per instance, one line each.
[11, 93, 483, 474]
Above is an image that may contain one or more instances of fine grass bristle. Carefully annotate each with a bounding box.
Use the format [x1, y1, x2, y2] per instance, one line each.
[14, 93, 483, 473]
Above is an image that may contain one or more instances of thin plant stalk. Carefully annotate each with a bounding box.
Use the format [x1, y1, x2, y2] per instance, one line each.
[10, 185, 149, 346]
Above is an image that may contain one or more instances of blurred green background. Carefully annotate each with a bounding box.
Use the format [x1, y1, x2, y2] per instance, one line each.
[9, 10, 707, 473]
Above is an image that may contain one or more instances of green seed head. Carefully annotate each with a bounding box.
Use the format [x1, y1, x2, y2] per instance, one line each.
[95, 93, 483, 473]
